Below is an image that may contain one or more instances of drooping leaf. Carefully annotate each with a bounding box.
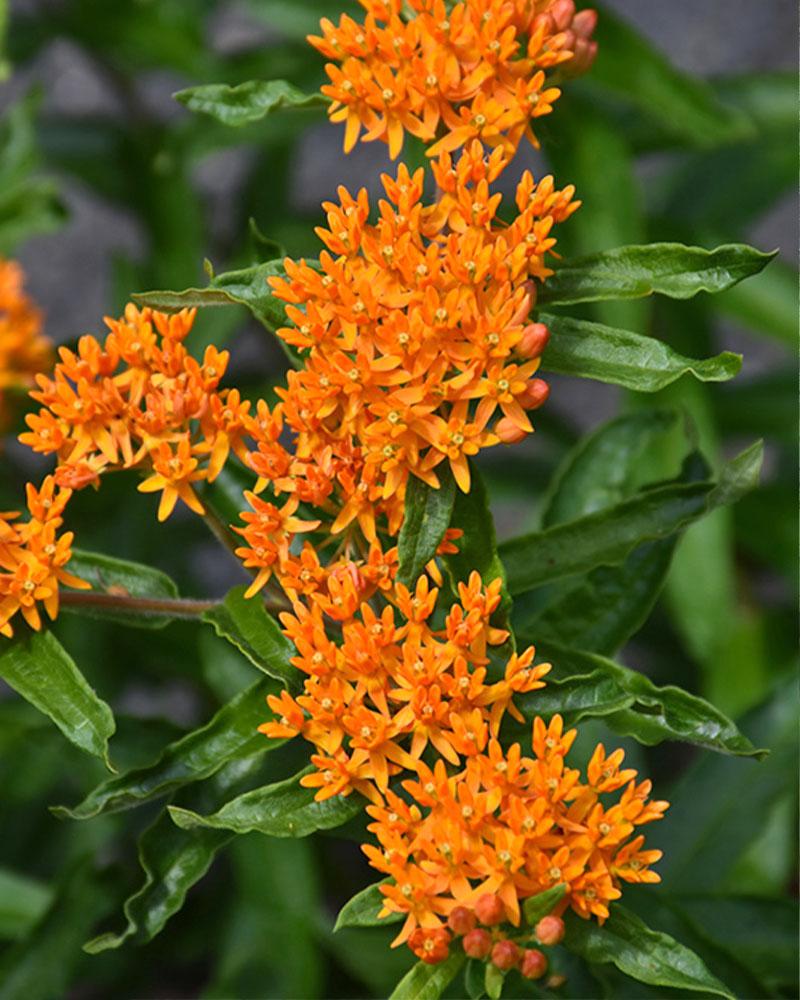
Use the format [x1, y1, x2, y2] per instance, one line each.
[539, 312, 741, 391]
[564, 904, 734, 999]
[523, 884, 567, 926]
[169, 766, 363, 838]
[539, 243, 773, 307]
[0, 630, 115, 768]
[0, 869, 52, 941]
[53, 677, 281, 820]
[590, 5, 752, 149]
[518, 643, 764, 758]
[397, 469, 456, 588]
[202, 585, 297, 689]
[64, 549, 180, 629]
[388, 952, 466, 1000]
[334, 880, 400, 931]
[0, 861, 114, 1000]
[500, 441, 762, 596]
[174, 79, 328, 127]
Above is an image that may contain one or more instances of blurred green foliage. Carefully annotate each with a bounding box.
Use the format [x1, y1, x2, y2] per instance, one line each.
[0, 1, 796, 998]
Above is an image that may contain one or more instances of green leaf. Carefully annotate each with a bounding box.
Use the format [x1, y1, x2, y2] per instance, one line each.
[0, 861, 114, 1000]
[169, 766, 363, 838]
[397, 468, 456, 588]
[500, 441, 762, 596]
[0, 0, 8, 80]
[174, 79, 328, 127]
[446, 462, 508, 602]
[484, 963, 504, 1000]
[133, 259, 301, 367]
[65, 549, 180, 629]
[53, 677, 281, 820]
[334, 881, 401, 931]
[539, 243, 774, 307]
[464, 959, 486, 1000]
[590, 6, 752, 149]
[0, 869, 52, 941]
[523, 884, 567, 926]
[203, 585, 297, 689]
[0, 630, 115, 768]
[388, 952, 466, 1000]
[539, 312, 741, 391]
[564, 904, 734, 999]
[518, 643, 764, 758]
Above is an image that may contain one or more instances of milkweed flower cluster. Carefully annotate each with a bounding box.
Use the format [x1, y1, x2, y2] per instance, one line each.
[311, 0, 598, 159]
[0, 257, 52, 427]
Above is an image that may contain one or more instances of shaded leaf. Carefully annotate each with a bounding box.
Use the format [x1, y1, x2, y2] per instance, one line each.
[0, 869, 52, 941]
[464, 959, 486, 1000]
[388, 952, 465, 1000]
[523, 884, 567, 926]
[203, 585, 297, 689]
[65, 549, 180, 629]
[0, 630, 115, 768]
[500, 442, 762, 596]
[174, 79, 328, 127]
[539, 312, 741, 391]
[518, 643, 764, 758]
[446, 462, 509, 607]
[397, 468, 455, 588]
[334, 880, 400, 931]
[539, 243, 773, 307]
[565, 905, 733, 999]
[54, 677, 281, 820]
[714, 253, 797, 347]
[169, 766, 363, 838]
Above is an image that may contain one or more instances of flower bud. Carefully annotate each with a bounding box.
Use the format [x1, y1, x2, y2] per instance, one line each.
[535, 914, 565, 946]
[520, 948, 548, 980]
[491, 939, 521, 971]
[550, 0, 576, 31]
[475, 892, 505, 926]
[462, 928, 492, 959]
[517, 322, 550, 359]
[519, 378, 550, 410]
[448, 906, 476, 936]
[573, 9, 598, 38]
[496, 417, 527, 444]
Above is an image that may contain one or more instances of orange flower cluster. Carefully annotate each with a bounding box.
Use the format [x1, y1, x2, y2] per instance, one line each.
[310, 0, 597, 159]
[0, 476, 88, 635]
[366, 715, 667, 964]
[0, 257, 52, 427]
[20, 304, 248, 522]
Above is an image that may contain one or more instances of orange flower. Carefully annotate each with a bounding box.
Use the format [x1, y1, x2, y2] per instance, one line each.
[0, 258, 52, 428]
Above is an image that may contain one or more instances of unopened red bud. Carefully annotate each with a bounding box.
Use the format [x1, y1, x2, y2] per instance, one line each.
[491, 939, 521, 971]
[518, 322, 550, 359]
[550, 0, 576, 31]
[535, 914, 565, 946]
[521, 948, 549, 980]
[496, 417, 527, 444]
[573, 9, 598, 38]
[475, 893, 505, 926]
[519, 378, 550, 410]
[462, 928, 492, 959]
[448, 906, 476, 936]
[561, 28, 576, 51]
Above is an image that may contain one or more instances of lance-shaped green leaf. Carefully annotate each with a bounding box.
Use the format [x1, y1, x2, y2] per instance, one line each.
[53, 677, 281, 820]
[517, 643, 764, 758]
[538, 243, 774, 307]
[538, 312, 741, 391]
[446, 463, 509, 604]
[500, 441, 761, 596]
[203, 585, 297, 689]
[133, 260, 302, 367]
[388, 952, 466, 1000]
[174, 79, 328, 127]
[523, 884, 567, 927]
[334, 881, 401, 931]
[564, 905, 734, 999]
[0, 631, 115, 768]
[590, 6, 752, 149]
[64, 549, 180, 629]
[169, 766, 363, 838]
[0, 869, 52, 941]
[397, 469, 456, 588]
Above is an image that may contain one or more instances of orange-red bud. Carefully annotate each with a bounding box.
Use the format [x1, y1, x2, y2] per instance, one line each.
[448, 906, 476, 936]
[518, 322, 550, 359]
[550, 0, 576, 31]
[520, 948, 548, 980]
[475, 893, 505, 926]
[519, 378, 550, 410]
[491, 939, 521, 971]
[496, 417, 527, 444]
[462, 929, 493, 959]
[535, 914, 565, 946]
[573, 9, 598, 37]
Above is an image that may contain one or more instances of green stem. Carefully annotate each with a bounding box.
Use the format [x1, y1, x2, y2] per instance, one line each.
[59, 591, 218, 619]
